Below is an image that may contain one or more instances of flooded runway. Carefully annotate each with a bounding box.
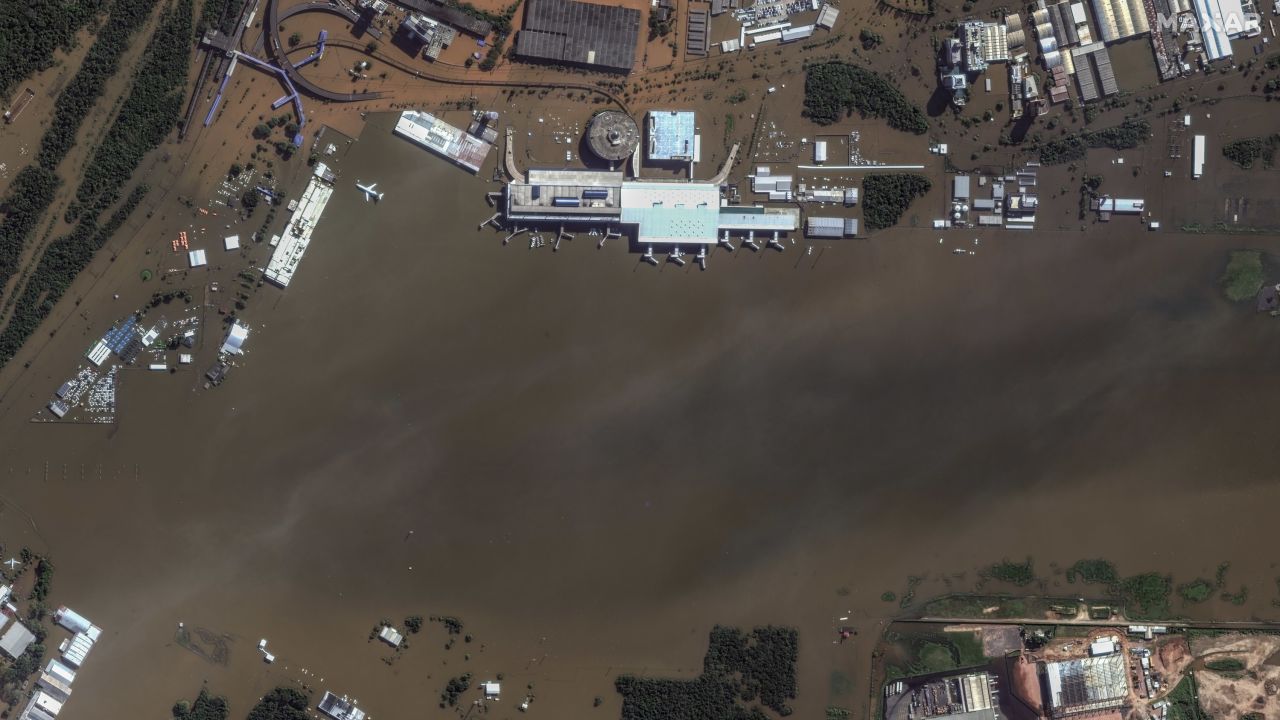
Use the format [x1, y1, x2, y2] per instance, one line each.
[0, 113, 1278, 718]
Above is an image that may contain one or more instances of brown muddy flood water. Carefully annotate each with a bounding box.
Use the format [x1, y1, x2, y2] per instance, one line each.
[1, 113, 1279, 718]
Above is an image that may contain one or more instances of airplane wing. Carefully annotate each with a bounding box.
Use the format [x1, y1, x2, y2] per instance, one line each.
[363, 192, 369, 202]
[369, 183, 377, 191]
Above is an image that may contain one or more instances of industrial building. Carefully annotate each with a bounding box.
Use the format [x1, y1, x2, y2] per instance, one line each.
[515, 0, 641, 72]
[1043, 654, 1129, 717]
[647, 111, 698, 162]
[393, 0, 491, 36]
[503, 169, 799, 246]
[393, 110, 493, 174]
[0, 622, 35, 659]
[687, 7, 710, 56]
[17, 690, 62, 720]
[938, 20, 1009, 107]
[805, 216, 858, 238]
[1193, 134, 1206, 177]
[815, 3, 840, 28]
[884, 672, 997, 720]
[1192, 0, 1257, 61]
[1089, 0, 1149, 41]
[1071, 43, 1120, 101]
[751, 167, 793, 201]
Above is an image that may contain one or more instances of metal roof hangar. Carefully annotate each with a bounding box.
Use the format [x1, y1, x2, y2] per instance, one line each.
[515, 0, 641, 72]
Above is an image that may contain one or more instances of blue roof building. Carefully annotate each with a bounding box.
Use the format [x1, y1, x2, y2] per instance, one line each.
[646, 111, 698, 162]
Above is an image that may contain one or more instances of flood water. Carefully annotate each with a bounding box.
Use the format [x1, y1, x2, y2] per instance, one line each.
[0, 113, 1279, 718]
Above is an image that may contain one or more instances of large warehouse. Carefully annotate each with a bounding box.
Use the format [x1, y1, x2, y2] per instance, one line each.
[514, 0, 641, 72]
[1088, 0, 1149, 41]
[1043, 654, 1129, 717]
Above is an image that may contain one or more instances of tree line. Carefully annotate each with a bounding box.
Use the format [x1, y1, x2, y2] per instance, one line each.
[803, 62, 928, 134]
[0, 0, 192, 368]
[1037, 118, 1151, 164]
[616, 625, 799, 720]
[0, 0, 161, 320]
[0, 0, 105, 99]
[1222, 134, 1280, 169]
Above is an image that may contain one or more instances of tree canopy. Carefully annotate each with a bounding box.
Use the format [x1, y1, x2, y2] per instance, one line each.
[861, 174, 932, 230]
[803, 62, 927, 133]
[245, 688, 309, 720]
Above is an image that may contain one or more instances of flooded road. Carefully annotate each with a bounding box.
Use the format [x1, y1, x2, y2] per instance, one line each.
[0, 113, 1278, 718]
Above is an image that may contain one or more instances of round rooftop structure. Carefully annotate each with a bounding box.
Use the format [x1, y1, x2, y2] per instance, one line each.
[586, 111, 640, 163]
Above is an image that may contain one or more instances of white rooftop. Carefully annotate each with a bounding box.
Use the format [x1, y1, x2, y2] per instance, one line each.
[220, 321, 249, 356]
[188, 249, 207, 268]
[620, 182, 720, 244]
[224, 234, 240, 251]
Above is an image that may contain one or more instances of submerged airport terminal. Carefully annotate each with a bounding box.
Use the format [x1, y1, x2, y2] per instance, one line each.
[496, 109, 801, 267]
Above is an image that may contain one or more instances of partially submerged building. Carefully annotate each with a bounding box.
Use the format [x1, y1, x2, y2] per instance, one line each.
[378, 625, 404, 647]
[393, 110, 493, 174]
[318, 691, 367, 720]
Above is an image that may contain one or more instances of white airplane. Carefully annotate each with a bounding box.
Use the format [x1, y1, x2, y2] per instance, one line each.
[3, 558, 17, 570]
[356, 181, 384, 202]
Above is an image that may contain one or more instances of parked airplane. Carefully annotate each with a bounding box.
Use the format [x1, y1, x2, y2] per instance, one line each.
[4, 558, 18, 570]
[356, 181, 384, 202]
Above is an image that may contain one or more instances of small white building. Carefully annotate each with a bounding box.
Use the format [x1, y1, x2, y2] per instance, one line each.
[224, 234, 240, 251]
[378, 625, 403, 648]
[813, 140, 827, 163]
[220, 321, 249, 356]
[483, 681, 501, 698]
[188, 249, 207, 268]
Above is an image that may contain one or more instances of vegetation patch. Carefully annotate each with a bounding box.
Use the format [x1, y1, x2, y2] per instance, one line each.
[172, 688, 230, 720]
[881, 591, 897, 602]
[1066, 559, 1119, 585]
[1220, 250, 1265, 302]
[802, 62, 928, 133]
[1222, 135, 1280, 169]
[862, 174, 931, 230]
[987, 558, 1035, 586]
[246, 687, 308, 720]
[615, 625, 798, 719]
[1177, 579, 1214, 603]
[1120, 573, 1172, 620]
[883, 629, 986, 680]
[1204, 657, 1246, 673]
[1037, 119, 1151, 164]
[827, 707, 852, 720]
[1165, 675, 1209, 720]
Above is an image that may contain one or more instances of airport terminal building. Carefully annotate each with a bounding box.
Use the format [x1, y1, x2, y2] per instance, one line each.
[504, 169, 798, 245]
